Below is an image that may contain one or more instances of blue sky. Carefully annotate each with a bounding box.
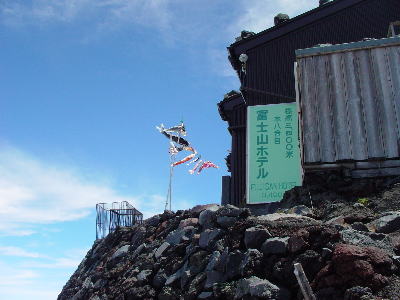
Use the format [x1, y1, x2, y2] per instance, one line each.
[0, 0, 315, 299]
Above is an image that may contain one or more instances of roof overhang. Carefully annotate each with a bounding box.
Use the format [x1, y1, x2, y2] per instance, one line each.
[228, 0, 366, 71]
[217, 91, 245, 122]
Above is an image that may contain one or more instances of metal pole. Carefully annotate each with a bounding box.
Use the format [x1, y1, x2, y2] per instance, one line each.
[293, 263, 317, 300]
[170, 160, 173, 211]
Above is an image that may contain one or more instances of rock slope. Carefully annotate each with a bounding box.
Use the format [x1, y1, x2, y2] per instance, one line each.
[58, 181, 400, 300]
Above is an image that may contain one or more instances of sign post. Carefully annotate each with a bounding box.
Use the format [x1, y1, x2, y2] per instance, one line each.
[247, 103, 302, 204]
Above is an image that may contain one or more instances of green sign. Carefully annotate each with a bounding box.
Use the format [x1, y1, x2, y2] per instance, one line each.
[247, 103, 302, 204]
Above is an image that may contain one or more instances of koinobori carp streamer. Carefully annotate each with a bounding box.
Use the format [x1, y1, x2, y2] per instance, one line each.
[157, 122, 218, 175]
[197, 161, 219, 174]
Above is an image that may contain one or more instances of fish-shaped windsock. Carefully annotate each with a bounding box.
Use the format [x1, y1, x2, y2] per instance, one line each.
[156, 123, 187, 136]
[197, 161, 219, 174]
[189, 159, 203, 174]
[161, 131, 190, 147]
[157, 122, 218, 175]
[172, 153, 196, 167]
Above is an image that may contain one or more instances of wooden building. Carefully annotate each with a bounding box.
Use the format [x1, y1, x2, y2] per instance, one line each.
[218, 0, 400, 206]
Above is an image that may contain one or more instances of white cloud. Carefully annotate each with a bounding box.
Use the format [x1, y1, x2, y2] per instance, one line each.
[0, 0, 172, 31]
[0, 260, 58, 300]
[137, 194, 192, 219]
[208, 48, 238, 78]
[0, 247, 92, 300]
[22, 248, 89, 269]
[0, 0, 317, 80]
[103, 0, 171, 30]
[229, 0, 317, 36]
[30, 258, 80, 270]
[0, 261, 39, 286]
[0, 246, 42, 258]
[0, 145, 182, 235]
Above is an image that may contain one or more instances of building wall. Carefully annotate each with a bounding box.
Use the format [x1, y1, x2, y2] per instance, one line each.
[297, 38, 400, 164]
[240, 0, 400, 106]
[224, 0, 400, 206]
[230, 103, 246, 206]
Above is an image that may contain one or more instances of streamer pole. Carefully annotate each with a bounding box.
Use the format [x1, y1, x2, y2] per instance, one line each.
[165, 135, 175, 211]
[169, 155, 173, 211]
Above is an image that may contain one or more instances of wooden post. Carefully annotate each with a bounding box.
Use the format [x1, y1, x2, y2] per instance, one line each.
[293, 263, 317, 300]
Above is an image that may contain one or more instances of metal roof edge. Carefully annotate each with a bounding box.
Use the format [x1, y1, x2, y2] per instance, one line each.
[229, 0, 365, 56]
[217, 91, 245, 121]
[295, 36, 400, 57]
[218, 93, 245, 111]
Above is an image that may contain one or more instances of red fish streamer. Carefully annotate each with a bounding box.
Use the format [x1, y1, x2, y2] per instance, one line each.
[157, 121, 218, 211]
[189, 159, 203, 174]
[172, 153, 196, 167]
[197, 161, 219, 174]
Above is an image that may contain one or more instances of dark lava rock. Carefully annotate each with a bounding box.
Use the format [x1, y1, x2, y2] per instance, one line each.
[234, 276, 290, 299]
[295, 250, 323, 280]
[373, 212, 400, 234]
[145, 215, 161, 227]
[213, 281, 236, 299]
[217, 205, 249, 218]
[190, 204, 219, 216]
[225, 250, 245, 280]
[262, 237, 289, 255]
[199, 207, 219, 228]
[377, 274, 400, 300]
[199, 229, 222, 249]
[131, 226, 147, 248]
[240, 249, 263, 277]
[153, 269, 168, 289]
[272, 258, 297, 287]
[216, 216, 237, 228]
[341, 229, 395, 255]
[166, 226, 195, 246]
[124, 285, 155, 300]
[313, 244, 393, 291]
[186, 272, 206, 299]
[351, 222, 370, 232]
[179, 218, 198, 228]
[205, 251, 221, 271]
[198, 291, 213, 299]
[389, 230, 400, 254]
[244, 226, 271, 249]
[58, 191, 400, 300]
[344, 286, 373, 300]
[321, 248, 333, 260]
[288, 229, 309, 253]
[158, 286, 181, 300]
[189, 250, 209, 275]
[287, 205, 314, 217]
[204, 270, 224, 289]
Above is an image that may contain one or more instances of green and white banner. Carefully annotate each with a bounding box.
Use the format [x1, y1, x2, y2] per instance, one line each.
[246, 103, 302, 204]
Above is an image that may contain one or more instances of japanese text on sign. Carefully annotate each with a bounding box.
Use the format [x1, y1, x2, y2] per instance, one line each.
[247, 103, 302, 204]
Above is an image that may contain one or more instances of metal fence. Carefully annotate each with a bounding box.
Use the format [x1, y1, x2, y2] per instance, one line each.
[96, 201, 143, 239]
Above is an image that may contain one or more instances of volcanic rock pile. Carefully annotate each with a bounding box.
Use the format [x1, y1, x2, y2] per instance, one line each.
[58, 181, 400, 300]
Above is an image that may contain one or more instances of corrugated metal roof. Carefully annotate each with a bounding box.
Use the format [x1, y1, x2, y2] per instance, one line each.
[297, 37, 400, 164]
[296, 36, 400, 57]
[230, 0, 400, 106]
[229, 0, 367, 62]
